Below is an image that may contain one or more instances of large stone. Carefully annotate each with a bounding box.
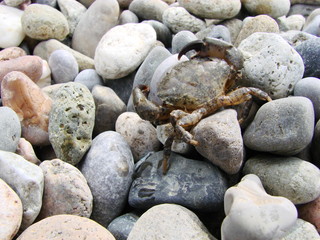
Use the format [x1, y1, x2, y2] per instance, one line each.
[48, 82, 95, 165]
[241, 0, 291, 18]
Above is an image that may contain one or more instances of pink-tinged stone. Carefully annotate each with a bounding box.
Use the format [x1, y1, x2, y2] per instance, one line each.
[0, 47, 26, 61]
[1, 71, 52, 146]
[17, 214, 116, 240]
[16, 138, 41, 165]
[0, 55, 43, 91]
[298, 195, 320, 232]
[0, 178, 23, 240]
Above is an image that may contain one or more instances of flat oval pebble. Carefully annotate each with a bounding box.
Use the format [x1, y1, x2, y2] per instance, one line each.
[221, 174, 297, 240]
[0, 106, 21, 152]
[74, 69, 103, 91]
[243, 155, 320, 204]
[128, 0, 169, 22]
[48, 82, 95, 165]
[17, 214, 115, 240]
[238, 32, 304, 99]
[129, 151, 228, 211]
[94, 23, 157, 79]
[279, 30, 317, 48]
[116, 112, 161, 161]
[143, 20, 172, 47]
[21, 3, 69, 41]
[0, 150, 44, 230]
[119, 10, 139, 25]
[72, 0, 120, 58]
[278, 15, 305, 31]
[243, 97, 314, 155]
[2, 71, 52, 146]
[127, 204, 216, 240]
[80, 131, 134, 227]
[38, 159, 93, 220]
[303, 8, 320, 36]
[241, 0, 291, 18]
[0, 178, 23, 240]
[0, 6, 25, 48]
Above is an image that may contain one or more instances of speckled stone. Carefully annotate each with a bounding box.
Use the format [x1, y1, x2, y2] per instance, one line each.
[241, 0, 291, 18]
[119, 10, 139, 25]
[0, 47, 26, 61]
[48, 82, 95, 165]
[128, 0, 169, 22]
[243, 155, 320, 204]
[16, 138, 41, 165]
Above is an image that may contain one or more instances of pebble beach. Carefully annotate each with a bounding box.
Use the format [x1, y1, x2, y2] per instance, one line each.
[1, 0, 320, 239]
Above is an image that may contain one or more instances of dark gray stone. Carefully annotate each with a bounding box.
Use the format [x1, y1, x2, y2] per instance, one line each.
[107, 213, 139, 240]
[128, 151, 228, 212]
[143, 20, 172, 47]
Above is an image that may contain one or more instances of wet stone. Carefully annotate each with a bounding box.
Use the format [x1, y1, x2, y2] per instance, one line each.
[143, 20, 172, 47]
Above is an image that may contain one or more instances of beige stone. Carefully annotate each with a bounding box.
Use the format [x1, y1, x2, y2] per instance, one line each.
[0, 47, 26, 61]
[17, 215, 116, 240]
[1, 71, 52, 145]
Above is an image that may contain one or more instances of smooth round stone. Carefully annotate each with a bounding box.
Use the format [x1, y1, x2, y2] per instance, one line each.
[17, 215, 116, 240]
[57, 0, 87, 36]
[38, 159, 93, 220]
[171, 30, 198, 55]
[16, 138, 41, 165]
[277, 15, 306, 31]
[298, 196, 320, 232]
[94, 23, 157, 80]
[116, 112, 161, 161]
[72, 0, 120, 58]
[0, 107, 21, 152]
[128, 0, 169, 22]
[303, 8, 320, 36]
[234, 15, 279, 47]
[221, 174, 297, 240]
[294, 77, 320, 120]
[281, 219, 320, 240]
[242, 0, 290, 18]
[0, 6, 25, 48]
[143, 20, 172, 47]
[128, 204, 215, 240]
[243, 155, 320, 204]
[288, 3, 319, 17]
[162, 7, 206, 34]
[80, 131, 134, 227]
[178, 0, 241, 19]
[238, 32, 304, 99]
[244, 97, 314, 155]
[192, 109, 243, 175]
[279, 30, 317, 48]
[48, 82, 95, 165]
[119, 10, 139, 25]
[0, 47, 26, 61]
[133, 46, 171, 88]
[128, 151, 228, 212]
[107, 213, 139, 240]
[74, 69, 103, 91]
[92, 85, 126, 135]
[2, 71, 52, 146]
[21, 3, 69, 41]
[0, 178, 23, 240]
[221, 18, 243, 44]
[295, 37, 320, 78]
[34, 39, 94, 71]
[49, 49, 79, 84]
[0, 150, 44, 230]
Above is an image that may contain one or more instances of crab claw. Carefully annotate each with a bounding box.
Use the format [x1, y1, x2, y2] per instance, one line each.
[178, 40, 204, 60]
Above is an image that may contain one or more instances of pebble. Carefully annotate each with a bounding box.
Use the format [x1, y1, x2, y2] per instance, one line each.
[303, 8, 320, 36]
[243, 97, 314, 155]
[127, 204, 216, 240]
[178, 0, 241, 19]
[129, 151, 228, 211]
[1, 71, 52, 146]
[0, 178, 23, 240]
[221, 174, 297, 240]
[294, 77, 320, 120]
[72, 0, 120, 58]
[79, 131, 134, 227]
[238, 32, 304, 99]
[243, 155, 320, 204]
[192, 109, 243, 175]
[37, 159, 93, 219]
[74, 69, 103, 91]
[92, 85, 126, 135]
[298, 195, 320, 232]
[279, 30, 317, 47]
[280, 219, 320, 240]
[17, 214, 116, 240]
[48, 82, 95, 165]
[94, 23, 157, 79]
[171, 30, 198, 55]
[21, 3, 69, 41]
[34, 39, 95, 71]
[277, 15, 306, 31]
[16, 138, 41, 165]
[295, 37, 320, 78]
[241, 0, 291, 18]
[78, 0, 94, 7]
[0, 6, 25, 48]
[128, 0, 169, 22]
[0, 106, 21, 152]
[312, 120, 320, 167]
[119, 10, 139, 25]
[162, 6, 206, 34]
[107, 213, 139, 240]
[234, 15, 280, 47]
[143, 20, 172, 47]
[0, 150, 44, 230]
[48, 49, 79, 84]
[0, 47, 26, 61]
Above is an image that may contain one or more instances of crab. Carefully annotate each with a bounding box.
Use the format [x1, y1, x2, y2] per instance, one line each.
[133, 37, 272, 174]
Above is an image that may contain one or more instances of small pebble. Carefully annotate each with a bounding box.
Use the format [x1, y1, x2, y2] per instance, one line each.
[171, 30, 198, 55]
[119, 10, 139, 25]
[74, 69, 103, 91]
[242, 0, 291, 18]
[128, 0, 169, 22]
[107, 213, 139, 240]
[280, 219, 320, 240]
[298, 195, 320, 232]
[15, 138, 41, 165]
[0, 47, 26, 61]
[143, 20, 172, 47]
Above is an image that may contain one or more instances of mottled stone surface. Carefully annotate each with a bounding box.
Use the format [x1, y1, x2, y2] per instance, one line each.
[16, 138, 41, 165]
[49, 82, 95, 165]
[107, 213, 139, 240]
[74, 69, 103, 91]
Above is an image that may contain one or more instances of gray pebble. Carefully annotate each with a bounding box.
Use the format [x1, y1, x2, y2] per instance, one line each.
[107, 213, 139, 240]
[143, 20, 172, 48]
[0, 106, 21, 152]
[74, 69, 103, 91]
[171, 30, 198, 55]
[279, 30, 317, 48]
[128, 0, 169, 22]
[119, 10, 139, 25]
[244, 97, 314, 155]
